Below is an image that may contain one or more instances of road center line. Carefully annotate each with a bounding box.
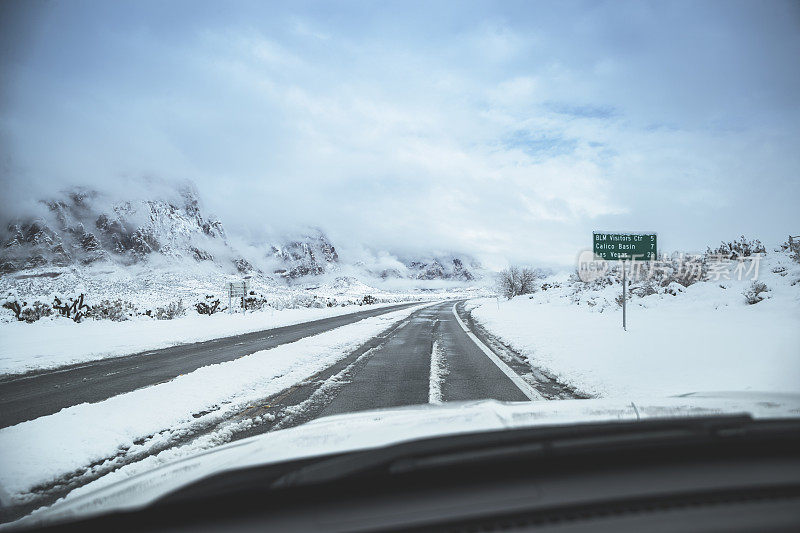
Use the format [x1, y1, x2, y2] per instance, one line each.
[451, 303, 543, 401]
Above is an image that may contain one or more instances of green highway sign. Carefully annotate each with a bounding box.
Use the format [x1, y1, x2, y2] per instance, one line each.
[593, 231, 657, 261]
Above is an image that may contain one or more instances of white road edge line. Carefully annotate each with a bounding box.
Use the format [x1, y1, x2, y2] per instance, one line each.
[451, 303, 543, 401]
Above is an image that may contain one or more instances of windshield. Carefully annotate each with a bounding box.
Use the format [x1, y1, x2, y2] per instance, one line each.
[1, 0, 798, 527]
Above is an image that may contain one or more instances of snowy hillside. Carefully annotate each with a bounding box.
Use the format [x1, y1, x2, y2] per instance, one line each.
[468, 243, 800, 398]
[0, 183, 491, 325]
[1, 186, 233, 273]
[1, 183, 487, 283]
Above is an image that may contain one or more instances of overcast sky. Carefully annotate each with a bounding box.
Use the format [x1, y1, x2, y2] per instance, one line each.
[1, 0, 799, 267]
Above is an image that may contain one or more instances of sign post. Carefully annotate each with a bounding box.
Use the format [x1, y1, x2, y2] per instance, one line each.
[227, 280, 247, 312]
[593, 231, 657, 331]
[622, 260, 626, 331]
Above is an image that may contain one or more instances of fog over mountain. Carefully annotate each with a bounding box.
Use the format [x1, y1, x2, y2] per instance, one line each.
[0, 180, 484, 283]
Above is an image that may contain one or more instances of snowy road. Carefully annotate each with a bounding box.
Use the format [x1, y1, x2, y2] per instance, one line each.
[0, 300, 583, 523]
[321, 302, 532, 413]
[0, 301, 422, 428]
[213, 301, 581, 442]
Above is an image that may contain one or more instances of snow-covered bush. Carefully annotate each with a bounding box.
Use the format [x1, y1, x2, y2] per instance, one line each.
[87, 299, 136, 321]
[652, 254, 708, 288]
[2, 291, 54, 323]
[361, 295, 376, 305]
[498, 266, 538, 299]
[743, 281, 769, 305]
[243, 292, 269, 311]
[1, 291, 22, 321]
[20, 301, 54, 323]
[195, 296, 223, 315]
[280, 293, 327, 308]
[630, 278, 659, 298]
[780, 237, 800, 264]
[155, 299, 186, 320]
[707, 236, 766, 260]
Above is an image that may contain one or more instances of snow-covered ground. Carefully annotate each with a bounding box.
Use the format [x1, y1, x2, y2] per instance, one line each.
[0, 303, 434, 504]
[0, 300, 421, 375]
[0, 260, 490, 314]
[470, 251, 800, 398]
[0, 261, 491, 375]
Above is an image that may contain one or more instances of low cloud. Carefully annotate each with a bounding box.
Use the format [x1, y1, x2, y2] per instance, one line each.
[1, 0, 798, 266]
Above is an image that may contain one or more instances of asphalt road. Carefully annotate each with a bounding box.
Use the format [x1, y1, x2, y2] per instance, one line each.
[218, 299, 537, 447]
[321, 301, 530, 415]
[0, 301, 423, 429]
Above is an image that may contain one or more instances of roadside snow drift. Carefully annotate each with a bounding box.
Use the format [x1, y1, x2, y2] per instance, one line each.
[0, 301, 415, 375]
[471, 253, 800, 398]
[0, 303, 432, 503]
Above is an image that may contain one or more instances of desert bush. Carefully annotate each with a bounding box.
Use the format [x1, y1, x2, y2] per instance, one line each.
[780, 237, 800, 264]
[87, 299, 136, 321]
[243, 292, 269, 311]
[52, 294, 90, 322]
[630, 279, 659, 298]
[743, 281, 769, 305]
[707, 236, 766, 260]
[19, 301, 54, 323]
[195, 296, 223, 315]
[638, 253, 708, 288]
[498, 266, 538, 299]
[1, 292, 22, 321]
[155, 299, 186, 320]
[2, 292, 56, 323]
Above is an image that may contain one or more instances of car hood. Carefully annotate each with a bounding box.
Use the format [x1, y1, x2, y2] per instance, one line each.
[17, 391, 800, 528]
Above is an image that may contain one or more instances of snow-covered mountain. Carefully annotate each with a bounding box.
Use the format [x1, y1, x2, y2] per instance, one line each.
[0, 185, 486, 283]
[0, 187, 238, 274]
[374, 256, 479, 282]
[270, 229, 340, 279]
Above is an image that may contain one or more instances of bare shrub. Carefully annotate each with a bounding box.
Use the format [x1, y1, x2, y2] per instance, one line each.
[87, 299, 136, 321]
[52, 294, 90, 322]
[743, 281, 769, 305]
[498, 266, 539, 299]
[155, 300, 186, 320]
[2, 293, 54, 323]
[20, 301, 54, 323]
[1, 294, 22, 321]
[195, 296, 223, 315]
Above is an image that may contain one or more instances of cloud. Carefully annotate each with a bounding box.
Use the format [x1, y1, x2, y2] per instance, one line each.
[1, 0, 798, 266]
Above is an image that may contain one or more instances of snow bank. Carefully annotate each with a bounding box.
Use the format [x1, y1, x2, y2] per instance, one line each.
[0, 303, 433, 501]
[0, 301, 417, 375]
[471, 253, 800, 398]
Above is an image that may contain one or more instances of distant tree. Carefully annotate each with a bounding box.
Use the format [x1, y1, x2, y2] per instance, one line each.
[498, 266, 539, 299]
